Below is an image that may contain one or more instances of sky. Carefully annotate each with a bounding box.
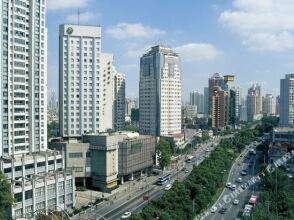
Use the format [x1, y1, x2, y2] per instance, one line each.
[46, 0, 294, 101]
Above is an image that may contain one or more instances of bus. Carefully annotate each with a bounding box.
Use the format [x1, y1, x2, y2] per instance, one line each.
[157, 174, 171, 185]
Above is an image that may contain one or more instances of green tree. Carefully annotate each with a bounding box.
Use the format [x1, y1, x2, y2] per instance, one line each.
[0, 172, 13, 219]
[47, 121, 58, 139]
[158, 139, 172, 170]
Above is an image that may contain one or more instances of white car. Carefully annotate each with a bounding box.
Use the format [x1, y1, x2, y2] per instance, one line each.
[237, 177, 242, 183]
[230, 185, 236, 190]
[226, 182, 232, 188]
[121, 212, 132, 219]
[164, 184, 172, 191]
[233, 199, 239, 205]
[210, 206, 217, 213]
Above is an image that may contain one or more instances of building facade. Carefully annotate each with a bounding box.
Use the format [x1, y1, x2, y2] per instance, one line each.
[139, 45, 182, 137]
[247, 84, 263, 122]
[189, 91, 204, 114]
[118, 133, 156, 183]
[280, 74, 294, 127]
[59, 25, 115, 137]
[204, 87, 209, 115]
[211, 86, 229, 130]
[0, 0, 47, 157]
[208, 73, 224, 116]
[262, 94, 276, 116]
[114, 73, 126, 131]
[0, 1, 75, 218]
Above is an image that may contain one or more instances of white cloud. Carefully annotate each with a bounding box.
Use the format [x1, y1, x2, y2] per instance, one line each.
[47, 0, 89, 10]
[174, 43, 221, 62]
[106, 23, 165, 39]
[125, 43, 152, 58]
[66, 12, 98, 23]
[219, 0, 294, 52]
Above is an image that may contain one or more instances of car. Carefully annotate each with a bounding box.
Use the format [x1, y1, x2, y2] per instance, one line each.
[237, 177, 242, 183]
[210, 206, 217, 213]
[231, 184, 236, 190]
[226, 182, 232, 188]
[121, 212, 132, 219]
[287, 174, 293, 179]
[219, 207, 227, 214]
[185, 170, 189, 173]
[233, 199, 239, 205]
[241, 184, 246, 189]
[164, 183, 172, 191]
[181, 167, 186, 171]
[241, 170, 247, 175]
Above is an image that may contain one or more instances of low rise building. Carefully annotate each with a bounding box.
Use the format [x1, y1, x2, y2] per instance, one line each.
[164, 133, 185, 149]
[118, 133, 156, 183]
[49, 138, 91, 186]
[49, 132, 156, 192]
[0, 151, 75, 219]
[268, 127, 294, 166]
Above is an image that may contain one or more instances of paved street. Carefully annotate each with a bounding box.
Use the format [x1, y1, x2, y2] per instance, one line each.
[203, 142, 262, 220]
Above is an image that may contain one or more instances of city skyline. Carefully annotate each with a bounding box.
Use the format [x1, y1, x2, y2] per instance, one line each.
[46, 0, 291, 100]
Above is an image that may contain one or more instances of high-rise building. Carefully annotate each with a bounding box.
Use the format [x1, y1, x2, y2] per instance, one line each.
[0, 0, 47, 155]
[224, 75, 235, 91]
[280, 74, 294, 127]
[0, 1, 75, 218]
[204, 87, 209, 115]
[114, 73, 126, 131]
[125, 99, 137, 117]
[276, 96, 280, 116]
[262, 94, 276, 116]
[189, 91, 204, 113]
[223, 75, 242, 126]
[247, 84, 263, 122]
[139, 45, 182, 136]
[59, 25, 114, 137]
[208, 73, 224, 115]
[211, 87, 229, 130]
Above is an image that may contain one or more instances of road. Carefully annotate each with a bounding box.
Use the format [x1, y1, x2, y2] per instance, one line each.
[203, 142, 262, 220]
[74, 136, 222, 220]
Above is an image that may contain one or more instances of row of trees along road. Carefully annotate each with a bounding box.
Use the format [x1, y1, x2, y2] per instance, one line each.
[130, 122, 266, 220]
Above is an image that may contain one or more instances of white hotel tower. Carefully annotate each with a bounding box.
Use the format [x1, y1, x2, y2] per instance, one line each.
[0, 0, 75, 219]
[139, 45, 182, 137]
[59, 25, 118, 137]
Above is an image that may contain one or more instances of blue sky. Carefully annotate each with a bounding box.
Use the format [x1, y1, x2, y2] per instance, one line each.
[46, 0, 294, 101]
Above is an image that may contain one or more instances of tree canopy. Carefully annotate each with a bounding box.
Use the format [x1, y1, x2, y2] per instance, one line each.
[0, 172, 13, 219]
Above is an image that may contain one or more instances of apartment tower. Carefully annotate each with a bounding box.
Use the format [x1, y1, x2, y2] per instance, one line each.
[0, 1, 75, 218]
[280, 74, 294, 127]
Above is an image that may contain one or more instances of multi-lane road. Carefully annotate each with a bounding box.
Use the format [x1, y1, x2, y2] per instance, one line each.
[204, 142, 262, 220]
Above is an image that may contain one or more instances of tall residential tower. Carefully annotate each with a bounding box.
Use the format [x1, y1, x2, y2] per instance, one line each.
[0, 1, 75, 218]
[280, 74, 294, 127]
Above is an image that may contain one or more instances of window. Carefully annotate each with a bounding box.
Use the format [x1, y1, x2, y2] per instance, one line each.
[74, 167, 83, 172]
[68, 152, 83, 158]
